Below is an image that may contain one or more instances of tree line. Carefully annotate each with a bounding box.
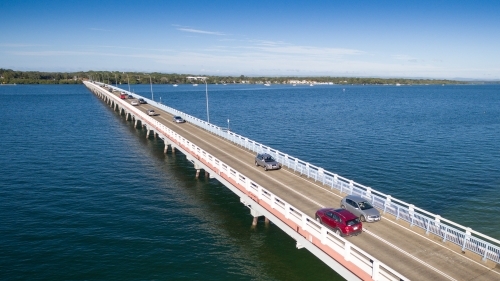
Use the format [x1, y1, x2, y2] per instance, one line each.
[0, 68, 467, 85]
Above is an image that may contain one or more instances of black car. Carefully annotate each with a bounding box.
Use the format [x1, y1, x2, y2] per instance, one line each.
[138, 98, 147, 104]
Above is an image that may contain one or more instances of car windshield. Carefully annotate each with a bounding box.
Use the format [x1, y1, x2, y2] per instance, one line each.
[346, 218, 360, 226]
[175, 117, 182, 120]
[358, 201, 374, 210]
[264, 157, 275, 162]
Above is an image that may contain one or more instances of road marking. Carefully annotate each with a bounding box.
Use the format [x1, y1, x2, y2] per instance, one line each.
[364, 229, 458, 281]
[382, 217, 500, 276]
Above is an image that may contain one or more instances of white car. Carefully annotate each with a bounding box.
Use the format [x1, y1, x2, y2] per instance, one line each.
[147, 109, 156, 116]
[131, 100, 139, 106]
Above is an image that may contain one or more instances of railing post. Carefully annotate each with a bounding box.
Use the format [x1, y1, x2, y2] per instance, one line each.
[442, 224, 449, 243]
[372, 259, 380, 281]
[409, 204, 415, 226]
[462, 227, 472, 252]
[270, 194, 276, 209]
[344, 241, 352, 262]
[428, 215, 440, 235]
[284, 203, 290, 219]
[384, 195, 391, 214]
[317, 167, 324, 182]
[365, 188, 372, 201]
[334, 175, 340, 192]
[482, 243, 489, 261]
[349, 180, 354, 195]
[320, 225, 327, 245]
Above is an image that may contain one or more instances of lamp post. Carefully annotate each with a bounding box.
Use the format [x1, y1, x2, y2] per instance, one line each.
[145, 73, 154, 101]
[227, 119, 230, 131]
[187, 76, 209, 123]
[114, 74, 117, 87]
[126, 73, 130, 92]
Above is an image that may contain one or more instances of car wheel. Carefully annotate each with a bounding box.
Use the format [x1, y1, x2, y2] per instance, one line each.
[341, 205, 346, 209]
[316, 216, 322, 224]
[335, 228, 341, 236]
[264, 166, 268, 171]
[360, 215, 366, 222]
[255, 161, 259, 166]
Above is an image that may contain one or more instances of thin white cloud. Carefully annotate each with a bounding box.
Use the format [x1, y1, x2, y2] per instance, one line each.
[0, 43, 48, 47]
[177, 28, 225, 36]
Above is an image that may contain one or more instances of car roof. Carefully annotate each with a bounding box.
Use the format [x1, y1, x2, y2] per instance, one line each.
[345, 195, 367, 202]
[335, 209, 359, 220]
[320, 208, 358, 220]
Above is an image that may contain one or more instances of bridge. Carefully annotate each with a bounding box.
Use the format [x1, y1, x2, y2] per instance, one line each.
[84, 81, 500, 281]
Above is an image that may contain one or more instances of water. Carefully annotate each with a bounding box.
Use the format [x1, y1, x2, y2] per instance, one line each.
[1, 84, 499, 280]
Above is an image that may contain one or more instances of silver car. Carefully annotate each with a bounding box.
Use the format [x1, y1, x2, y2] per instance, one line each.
[255, 153, 281, 171]
[173, 116, 186, 123]
[340, 195, 381, 222]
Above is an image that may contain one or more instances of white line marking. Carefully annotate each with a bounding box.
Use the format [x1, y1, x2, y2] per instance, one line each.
[364, 229, 458, 281]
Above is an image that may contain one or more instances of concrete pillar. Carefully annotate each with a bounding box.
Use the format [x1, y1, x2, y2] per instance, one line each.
[252, 216, 258, 227]
[205, 171, 209, 178]
[164, 144, 169, 154]
[172, 146, 176, 153]
[264, 217, 270, 226]
[195, 169, 200, 178]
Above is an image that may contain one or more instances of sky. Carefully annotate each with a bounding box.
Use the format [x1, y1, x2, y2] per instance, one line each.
[1, 0, 499, 80]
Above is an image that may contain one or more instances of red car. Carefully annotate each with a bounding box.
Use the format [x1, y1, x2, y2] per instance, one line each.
[315, 208, 362, 237]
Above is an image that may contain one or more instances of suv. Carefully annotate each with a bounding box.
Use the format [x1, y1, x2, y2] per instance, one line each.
[255, 153, 281, 171]
[138, 98, 147, 104]
[315, 208, 362, 236]
[340, 195, 381, 222]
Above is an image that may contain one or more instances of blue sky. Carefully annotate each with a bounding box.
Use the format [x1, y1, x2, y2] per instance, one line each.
[1, 0, 499, 79]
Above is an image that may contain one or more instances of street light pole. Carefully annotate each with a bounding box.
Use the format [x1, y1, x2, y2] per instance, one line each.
[145, 73, 153, 101]
[115, 74, 117, 87]
[126, 73, 130, 92]
[187, 76, 209, 123]
[204, 78, 209, 123]
[227, 119, 230, 131]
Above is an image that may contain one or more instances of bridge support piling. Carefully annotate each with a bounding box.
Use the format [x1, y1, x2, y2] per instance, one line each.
[205, 171, 209, 178]
[196, 169, 201, 178]
[252, 216, 258, 227]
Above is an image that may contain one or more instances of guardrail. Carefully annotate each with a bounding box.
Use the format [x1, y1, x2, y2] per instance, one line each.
[96, 81, 500, 265]
[86, 81, 409, 280]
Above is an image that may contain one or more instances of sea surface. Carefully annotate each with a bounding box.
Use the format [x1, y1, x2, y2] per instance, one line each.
[1, 83, 499, 280]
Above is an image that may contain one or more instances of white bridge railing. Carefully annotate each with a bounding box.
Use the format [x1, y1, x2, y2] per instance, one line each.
[93, 82, 500, 266]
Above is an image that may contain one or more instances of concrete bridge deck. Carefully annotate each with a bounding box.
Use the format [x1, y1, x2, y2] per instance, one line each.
[89, 82, 500, 281]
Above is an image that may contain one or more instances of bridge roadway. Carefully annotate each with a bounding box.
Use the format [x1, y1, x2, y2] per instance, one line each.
[108, 88, 499, 281]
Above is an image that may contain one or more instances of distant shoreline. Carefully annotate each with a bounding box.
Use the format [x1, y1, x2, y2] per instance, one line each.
[3, 68, 498, 85]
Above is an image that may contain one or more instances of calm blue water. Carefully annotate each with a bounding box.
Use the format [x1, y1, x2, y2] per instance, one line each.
[1, 84, 499, 280]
